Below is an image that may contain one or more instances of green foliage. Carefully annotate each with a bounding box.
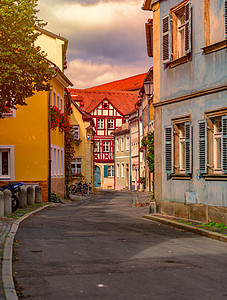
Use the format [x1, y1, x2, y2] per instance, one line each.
[50, 192, 62, 203]
[201, 222, 227, 230]
[142, 131, 154, 173]
[64, 92, 75, 182]
[0, 0, 55, 116]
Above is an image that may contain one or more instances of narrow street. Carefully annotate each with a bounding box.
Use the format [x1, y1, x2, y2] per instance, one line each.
[14, 191, 227, 300]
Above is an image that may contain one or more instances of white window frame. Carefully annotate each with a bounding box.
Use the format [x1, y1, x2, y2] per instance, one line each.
[60, 97, 63, 112]
[0, 146, 15, 181]
[73, 125, 80, 140]
[108, 119, 114, 129]
[103, 141, 109, 152]
[97, 119, 104, 129]
[126, 136, 130, 151]
[179, 123, 186, 171]
[117, 138, 119, 152]
[213, 117, 222, 172]
[108, 166, 115, 177]
[117, 163, 120, 178]
[121, 163, 125, 178]
[54, 148, 57, 177]
[121, 137, 124, 152]
[57, 148, 60, 176]
[61, 149, 64, 177]
[71, 158, 82, 175]
[53, 90, 56, 106]
[57, 94, 60, 109]
[3, 108, 16, 118]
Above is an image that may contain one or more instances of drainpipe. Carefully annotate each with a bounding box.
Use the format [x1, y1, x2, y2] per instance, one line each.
[48, 68, 58, 202]
[141, 95, 146, 186]
[135, 102, 140, 190]
[148, 94, 153, 192]
[129, 120, 132, 190]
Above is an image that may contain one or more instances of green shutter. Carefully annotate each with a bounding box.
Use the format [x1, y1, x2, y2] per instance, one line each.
[104, 165, 108, 177]
[185, 122, 192, 174]
[165, 125, 174, 173]
[199, 120, 208, 174]
[162, 14, 171, 63]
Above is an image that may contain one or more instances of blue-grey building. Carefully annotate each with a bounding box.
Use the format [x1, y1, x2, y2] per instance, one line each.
[143, 0, 227, 223]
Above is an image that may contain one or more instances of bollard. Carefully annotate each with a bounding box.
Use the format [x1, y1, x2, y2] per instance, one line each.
[4, 189, 12, 215]
[19, 188, 27, 208]
[35, 186, 42, 203]
[27, 186, 35, 205]
[0, 191, 4, 217]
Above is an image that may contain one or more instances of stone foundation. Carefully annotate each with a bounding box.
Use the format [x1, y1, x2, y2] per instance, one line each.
[51, 178, 65, 199]
[156, 200, 227, 225]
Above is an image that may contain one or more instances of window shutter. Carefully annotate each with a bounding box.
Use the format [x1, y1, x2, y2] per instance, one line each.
[222, 116, 227, 173]
[185, 122, 192, 174]
[104, 165, 108, 177]
[165, 125, 174, 173]
[198, 120, 208, 174]
[145, 21, 153, 57]
[162, 15, 171, 63]
[185, 1, 192, 55]
[225, 0, 227, 38]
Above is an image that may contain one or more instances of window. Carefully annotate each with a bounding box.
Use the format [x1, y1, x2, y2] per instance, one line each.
[116, 139, 119, 152]
[121, 137, 124, 152]
[103, 141, 109, 152]
[108, 119, 114, 129]
[57, 94, 60, 109]
[53, 90, 56, 106]
[61, 149, 64, 176]
[199, 112, 227, 175]
[162, 0, 191, 65]
[121, 163, 125, 178]
[108, 166, 115, 177]
[94, 141, 99, 153]
[54, 148, 57, 176]
[58, 149, 60, 176]
[0, 146, 14, 180]
[165, 116, 192, 175]
[60, 97, 63, 112]
[73, 125, 80, 140]
[71, 158, 82, 175]
[126, 136, 130, 151]
[117, 163, 120, 178]
[97, 119, 104, 129]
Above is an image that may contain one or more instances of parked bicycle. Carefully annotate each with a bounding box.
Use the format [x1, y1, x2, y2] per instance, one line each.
[69, 181, 91, 196]
[0, 182, 23, 212]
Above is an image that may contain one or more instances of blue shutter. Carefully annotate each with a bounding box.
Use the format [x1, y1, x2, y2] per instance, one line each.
[104, 165, 108, 177]
[185, 1, 192, 55]
[162, 14, 171, 63]
[199, 120, 208, 174]
[222, 116, 227, 173]
[165, 125, 174, 173]
[185, 122, 192, 174]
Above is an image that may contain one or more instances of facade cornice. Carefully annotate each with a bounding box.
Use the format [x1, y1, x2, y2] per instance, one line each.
[153, 84, 227, 108]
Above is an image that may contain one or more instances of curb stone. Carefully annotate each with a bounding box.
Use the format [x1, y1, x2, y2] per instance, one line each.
[143, 214, 227, 242]
[2, 203, 58, 300]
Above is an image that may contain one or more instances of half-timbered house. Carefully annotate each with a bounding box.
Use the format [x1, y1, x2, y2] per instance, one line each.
[69, 73, 146, 189]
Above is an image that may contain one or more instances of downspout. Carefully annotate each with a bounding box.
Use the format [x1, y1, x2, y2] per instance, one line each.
[48, 68, 58, 202]
[129, 120, 132, 190]
[135, 102, 140, 190]
[141, 95, 146, 185]
[148, 94, 153, 192]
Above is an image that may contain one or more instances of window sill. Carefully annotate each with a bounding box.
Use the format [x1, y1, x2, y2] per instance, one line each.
[203, 174, 227, 181]
[167, 55, 189, 68]
[202, 40, 227, 55]
[171, 173, 191, 180]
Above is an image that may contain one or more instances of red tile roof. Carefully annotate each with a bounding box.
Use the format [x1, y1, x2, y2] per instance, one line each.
[86, 73, 147, 92]
[69, 89, 139, 116]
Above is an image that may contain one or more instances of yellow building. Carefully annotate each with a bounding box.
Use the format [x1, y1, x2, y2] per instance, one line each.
[69, 99, 95, 189]
[0, 28, 72, 200]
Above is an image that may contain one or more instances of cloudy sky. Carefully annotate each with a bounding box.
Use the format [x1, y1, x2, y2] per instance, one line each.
[37, 0, 153, 89]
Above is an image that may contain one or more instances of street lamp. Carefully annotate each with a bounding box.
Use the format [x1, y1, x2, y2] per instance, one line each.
[143, 81, 153, 98]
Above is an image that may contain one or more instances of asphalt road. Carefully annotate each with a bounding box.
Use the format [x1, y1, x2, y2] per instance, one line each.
[13, 190, 227, 300]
